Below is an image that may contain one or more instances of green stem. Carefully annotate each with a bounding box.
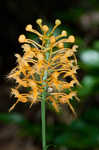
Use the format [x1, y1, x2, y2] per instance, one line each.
[41, 39, 50, 150]
[41, 88, 46, 150]
[41, 71, 47, 150]
[41, 77, 47, 150]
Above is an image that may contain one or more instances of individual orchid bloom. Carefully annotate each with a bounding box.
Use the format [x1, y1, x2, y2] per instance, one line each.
[8, 19, 79, 115]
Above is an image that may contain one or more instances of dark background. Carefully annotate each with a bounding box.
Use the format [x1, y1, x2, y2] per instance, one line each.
[0, 0, 99, 150]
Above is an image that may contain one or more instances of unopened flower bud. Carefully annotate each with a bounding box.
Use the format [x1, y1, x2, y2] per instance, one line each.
[36, 18, 42, 25]
[55, 19, 61, 25]
[25, 24, 32, 31]
[42, 25, 49, 33]
[18, 34, 26, 43]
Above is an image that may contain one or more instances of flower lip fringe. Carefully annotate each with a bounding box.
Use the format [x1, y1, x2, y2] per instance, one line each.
[8, 18, 80, 115]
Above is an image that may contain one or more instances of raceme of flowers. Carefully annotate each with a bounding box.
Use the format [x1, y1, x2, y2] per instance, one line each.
[8, 19, 80, 114]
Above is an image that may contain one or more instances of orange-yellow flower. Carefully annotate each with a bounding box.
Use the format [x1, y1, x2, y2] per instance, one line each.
[8, 18, 79, 115]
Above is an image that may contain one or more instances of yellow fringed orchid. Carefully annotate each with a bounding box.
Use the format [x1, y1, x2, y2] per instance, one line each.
[8, 18, 79, 115]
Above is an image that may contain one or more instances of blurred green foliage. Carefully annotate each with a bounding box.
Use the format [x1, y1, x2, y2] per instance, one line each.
[1, 108, 99, 149]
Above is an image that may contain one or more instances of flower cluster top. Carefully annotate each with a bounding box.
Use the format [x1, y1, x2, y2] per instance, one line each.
[8, 19, 79, 115]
